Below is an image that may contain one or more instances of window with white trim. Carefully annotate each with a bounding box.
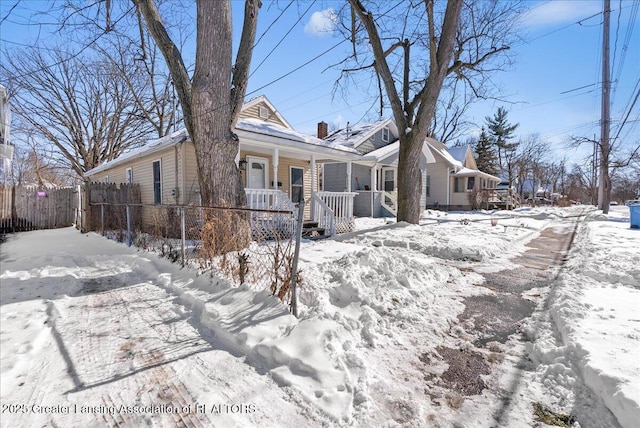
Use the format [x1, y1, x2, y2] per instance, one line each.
[126, 168, 133, 184]
[259, 106, 269, 119]
[467, 177, 475, 191]
[290, 166, 304, 203]
[382, 127, 390, 143]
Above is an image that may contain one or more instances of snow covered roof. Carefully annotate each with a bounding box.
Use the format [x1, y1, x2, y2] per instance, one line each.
[235, 118, 360, 155]
[424, 138, 464, 169]
[85, 128, 188, 177]
[324, 118, 397, 149]
[453, 167, 500, 181]
[447, 145, 469, 164]
[85, 117, 360, 178]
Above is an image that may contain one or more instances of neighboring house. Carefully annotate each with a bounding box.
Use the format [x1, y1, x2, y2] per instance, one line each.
[423, 140, 501, 210]
[84, 96, 362, 236]
[320, 119, 435, 217]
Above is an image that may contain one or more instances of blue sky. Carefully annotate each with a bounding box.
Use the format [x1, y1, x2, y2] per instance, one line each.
[2, 0, 638, 164]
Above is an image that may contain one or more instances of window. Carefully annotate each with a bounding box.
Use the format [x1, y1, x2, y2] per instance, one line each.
[426, 175, 431, 197]
[153, 160, 162, 204]
[382, 127, 390, 143]
[454, 177, 463, 193]
[103, 175, 109, 183]
[290, 167, 304, 203]
[126, 168, 133, 184]
[258, 106, 269, 119]
[467, 177, 475, 191]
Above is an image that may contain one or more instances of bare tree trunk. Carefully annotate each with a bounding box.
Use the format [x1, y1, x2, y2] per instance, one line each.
[135, 0, 260, 252]
[349, 0, 463, 224]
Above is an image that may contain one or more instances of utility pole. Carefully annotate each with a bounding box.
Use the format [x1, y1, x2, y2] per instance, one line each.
[599, 0, 611, 213]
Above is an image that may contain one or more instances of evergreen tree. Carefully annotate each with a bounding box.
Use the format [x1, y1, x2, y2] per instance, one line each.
[474, 128, 499, 176]
[486, 107, 519, 170]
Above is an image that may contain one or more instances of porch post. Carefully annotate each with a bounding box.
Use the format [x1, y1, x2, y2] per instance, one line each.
[272, 148, 279, 190]
[346, 161, 352, 192]
[370, 165, 377, 217]
[235, 150, 240, 167]
[310, 154, 316, 219]
[446, 167, 451, 209]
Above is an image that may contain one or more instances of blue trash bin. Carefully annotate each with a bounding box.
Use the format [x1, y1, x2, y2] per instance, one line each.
[630, 204, 640, 229]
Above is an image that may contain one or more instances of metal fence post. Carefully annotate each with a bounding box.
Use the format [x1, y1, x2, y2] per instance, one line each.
[126, 204, 131, 246]
[180, 207, 186, 267]
[290, 199, 305, 318]
[100, 204, 104, 236]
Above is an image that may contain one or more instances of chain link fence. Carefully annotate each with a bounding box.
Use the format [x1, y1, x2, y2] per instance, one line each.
[89, 202, 304, 309]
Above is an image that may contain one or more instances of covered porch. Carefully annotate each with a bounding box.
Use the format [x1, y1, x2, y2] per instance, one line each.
[235, 128, 362, 237]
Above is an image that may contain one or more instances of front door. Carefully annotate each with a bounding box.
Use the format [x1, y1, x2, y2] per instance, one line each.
[247, 157, 268, 189]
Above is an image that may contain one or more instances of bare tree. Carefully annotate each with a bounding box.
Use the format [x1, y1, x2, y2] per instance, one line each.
[133, 0, 261, 251]
[430, 81, 475, 144]
[339, 0, 521, 223]
[2, 46, 156, 178]
[571, 133, 640, 209]
[95, 35, 177, 138]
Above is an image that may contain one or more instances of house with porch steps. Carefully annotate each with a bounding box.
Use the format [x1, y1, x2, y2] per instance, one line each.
[84, 96, 361, 238]
[319, 119, 436, 217]
[423, 141, 502, 210]
[319, 121, 502, 213]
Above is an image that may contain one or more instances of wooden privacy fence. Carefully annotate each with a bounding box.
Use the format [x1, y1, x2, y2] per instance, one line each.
[0, 186, 78, 233]
[82, 182, 142, 233]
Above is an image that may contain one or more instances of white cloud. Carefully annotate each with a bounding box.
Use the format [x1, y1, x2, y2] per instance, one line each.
[304, 8, 337, 37]
[522, 0, 602, 27]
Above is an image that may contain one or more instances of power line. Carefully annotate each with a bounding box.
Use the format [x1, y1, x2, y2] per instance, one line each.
[249, 0, 316, 78]
[3, 6, 136, 80]
[611, 0, 639, 104]
[0, 0, 21, 25]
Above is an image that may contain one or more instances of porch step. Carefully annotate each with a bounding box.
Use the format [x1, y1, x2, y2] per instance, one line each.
[302, 223, 326, 240]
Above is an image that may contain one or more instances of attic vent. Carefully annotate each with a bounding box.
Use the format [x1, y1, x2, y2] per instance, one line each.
[258, 106, 269, 119]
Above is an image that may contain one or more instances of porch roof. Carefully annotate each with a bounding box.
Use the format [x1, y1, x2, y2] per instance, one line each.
[236, 118, 361, 160]
[85, 117, 363, 178]
[453, 167, 501, 182]
[362, 140, 437, 166]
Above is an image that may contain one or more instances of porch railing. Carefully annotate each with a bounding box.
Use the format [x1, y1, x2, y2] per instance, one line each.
[314, 191, 358, 234]
[245, 188, 296, 237]
[245, 188, 296, 212]
[381, 190, 397, 216]
[311, 192, 335, 236]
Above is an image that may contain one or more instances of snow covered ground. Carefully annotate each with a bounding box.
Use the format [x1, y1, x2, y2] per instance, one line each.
[1, 205, 638, 427]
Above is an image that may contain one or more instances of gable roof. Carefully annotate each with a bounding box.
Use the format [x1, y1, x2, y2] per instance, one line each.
[241, 95, 292, 129]
[84, 97, 360, 177]
[424, 138, 464, 169]
[324, 118, 398, 149]
[447, 145, 469, 164]
[84, 128, 189, 176]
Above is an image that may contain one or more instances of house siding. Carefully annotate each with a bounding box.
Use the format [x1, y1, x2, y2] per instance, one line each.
[425, 159, 450, 209]
[356, 128, 392, 155]
[87, 145, 180, 206]
[238, 101, 288, 128]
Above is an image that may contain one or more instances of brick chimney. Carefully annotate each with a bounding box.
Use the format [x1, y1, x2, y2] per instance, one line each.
[317, 121, 328, 139]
